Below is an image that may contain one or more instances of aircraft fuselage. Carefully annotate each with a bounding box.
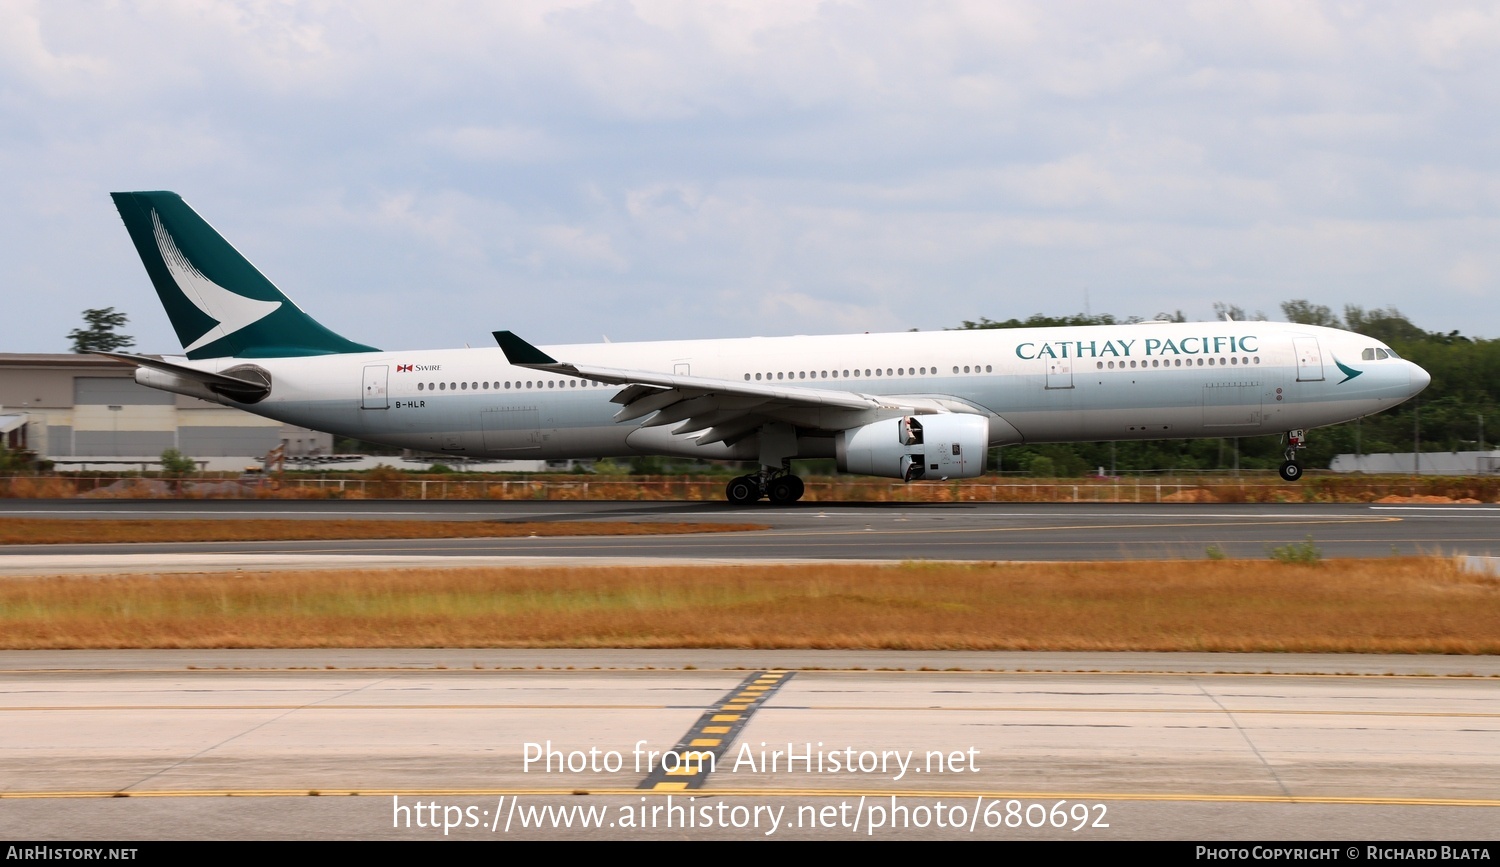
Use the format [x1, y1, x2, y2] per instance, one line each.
[156, 320, 1427, 463]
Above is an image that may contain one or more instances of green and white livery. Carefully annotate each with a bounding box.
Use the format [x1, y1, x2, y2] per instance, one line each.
[111, 191, 376, 359]
[104, 191, 1432, 501]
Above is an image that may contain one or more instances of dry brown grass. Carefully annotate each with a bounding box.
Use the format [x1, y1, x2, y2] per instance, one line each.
[0, 519, 763, 546]
[3, 558, 1497, 653]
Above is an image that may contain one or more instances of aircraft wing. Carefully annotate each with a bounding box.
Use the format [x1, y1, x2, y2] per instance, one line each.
[494, 331, 970, 445]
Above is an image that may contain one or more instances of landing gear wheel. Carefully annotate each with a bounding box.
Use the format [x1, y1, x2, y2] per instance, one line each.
[1278, 461, 1303, 482]
[767, 477, 800, 505]
[725, 476, 760, 505]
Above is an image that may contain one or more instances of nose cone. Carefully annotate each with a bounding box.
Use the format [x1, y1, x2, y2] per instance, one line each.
[1409, 362, 1431, 396]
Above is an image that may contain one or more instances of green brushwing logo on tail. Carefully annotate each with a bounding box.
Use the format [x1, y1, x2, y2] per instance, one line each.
[1334, 357, 1363, 384]
[111, 191, 378, 359]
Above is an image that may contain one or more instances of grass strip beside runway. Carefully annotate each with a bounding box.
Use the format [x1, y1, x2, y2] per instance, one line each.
[0, 518, 764, 546]
[2, 558, 1498, 653]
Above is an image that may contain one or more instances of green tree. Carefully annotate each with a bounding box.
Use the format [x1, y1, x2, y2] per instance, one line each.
[1341, 305, 1426, 344]
[158, 448, 197, 475]
[68, 308, 135, 353]
[1212, 302, 1268, 322]
[1280, 300, 1341, 328]
[957, 312, 1121, 330]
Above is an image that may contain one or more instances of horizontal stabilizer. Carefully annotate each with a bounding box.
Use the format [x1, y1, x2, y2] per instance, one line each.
[92, 351, 271, 402]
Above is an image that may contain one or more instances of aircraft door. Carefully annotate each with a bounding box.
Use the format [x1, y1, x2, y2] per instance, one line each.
[361, 365, 389, 409]
[1045, 358, 1074, 389]
[1294, 337, 1325, 382]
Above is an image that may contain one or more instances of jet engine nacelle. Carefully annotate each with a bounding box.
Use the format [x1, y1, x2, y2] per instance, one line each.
[835, 413, 989, 481]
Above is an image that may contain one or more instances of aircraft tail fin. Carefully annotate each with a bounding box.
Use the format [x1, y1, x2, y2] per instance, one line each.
[110, 191, 377, 359]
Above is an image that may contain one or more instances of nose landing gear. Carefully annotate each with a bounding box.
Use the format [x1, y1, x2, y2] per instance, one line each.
[1279, 429, 1307, 482]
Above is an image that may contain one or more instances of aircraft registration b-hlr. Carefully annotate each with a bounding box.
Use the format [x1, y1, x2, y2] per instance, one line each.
[104, 191, 1430, 504]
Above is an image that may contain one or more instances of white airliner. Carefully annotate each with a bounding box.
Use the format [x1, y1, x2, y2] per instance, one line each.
[104, 191, 1430, 503]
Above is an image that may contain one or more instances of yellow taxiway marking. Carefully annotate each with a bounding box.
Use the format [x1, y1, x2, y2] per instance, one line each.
[3, 789, 1496, 808]
[4, 705, 1494, 719]
[0, 704, 669, 712]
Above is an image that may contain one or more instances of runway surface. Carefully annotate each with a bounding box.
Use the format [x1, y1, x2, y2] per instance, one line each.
[3, 500, 1499, 573]
[2, 651, 1497, 840]
[4, 502, 1498, 839]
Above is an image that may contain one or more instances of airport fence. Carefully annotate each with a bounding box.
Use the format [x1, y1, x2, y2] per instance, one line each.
[1, 474, 1496, 503]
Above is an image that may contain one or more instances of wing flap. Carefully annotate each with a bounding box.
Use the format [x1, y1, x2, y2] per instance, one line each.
[694, 416, 768, 446]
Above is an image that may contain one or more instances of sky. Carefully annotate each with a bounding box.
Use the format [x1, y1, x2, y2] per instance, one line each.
[3, 0, 1498, 355]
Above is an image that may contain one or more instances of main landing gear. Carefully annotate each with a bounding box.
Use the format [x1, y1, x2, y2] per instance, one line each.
[725, 464, 805, 505]
[1279, 429, 1307, 482]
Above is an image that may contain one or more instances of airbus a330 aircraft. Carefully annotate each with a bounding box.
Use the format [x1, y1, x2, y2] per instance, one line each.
[103, 191, 1430, 504]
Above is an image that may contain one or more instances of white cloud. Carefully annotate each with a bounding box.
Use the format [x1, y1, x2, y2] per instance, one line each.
[0, 1, 111, 95]
[3, 0, 1500, 354]
[1416, 5, 1500, 71]
[1446, 253, 1492, 294]
[420, 126, 563, 163]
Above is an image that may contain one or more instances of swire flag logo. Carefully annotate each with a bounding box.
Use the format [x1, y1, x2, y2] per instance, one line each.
[396, 364, 413, 373]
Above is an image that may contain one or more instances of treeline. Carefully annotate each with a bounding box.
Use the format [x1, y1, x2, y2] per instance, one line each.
[957, 302, 1499, 475]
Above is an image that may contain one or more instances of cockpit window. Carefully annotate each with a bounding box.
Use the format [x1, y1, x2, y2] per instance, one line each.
[1362, 347, 1398, 361]
[1362, 348, 1375, 361]
[1384, 348, 1400, 359]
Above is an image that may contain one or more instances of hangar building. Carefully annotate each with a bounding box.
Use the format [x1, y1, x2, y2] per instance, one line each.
[0, 353, 330, 468]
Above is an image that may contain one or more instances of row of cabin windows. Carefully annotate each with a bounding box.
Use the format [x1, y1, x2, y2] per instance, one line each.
[417, 379, 602, 391]
[412, 356, 1269, 392]
[744, 365, 994, 382]
[1096, 356, 1260, 370]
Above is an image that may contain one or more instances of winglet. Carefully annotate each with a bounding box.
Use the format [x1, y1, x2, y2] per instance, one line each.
[493, 331, 559, 365]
